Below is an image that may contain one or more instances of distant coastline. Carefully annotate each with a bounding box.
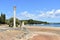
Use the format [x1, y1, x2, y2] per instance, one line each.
[26, 23, 60, 27]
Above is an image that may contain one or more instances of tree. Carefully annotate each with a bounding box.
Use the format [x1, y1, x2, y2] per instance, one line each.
[8, 17, 20, 27]
[0, 16, 1, 24]
[1, 13, 6, 24]
[28, 19, 34, 24]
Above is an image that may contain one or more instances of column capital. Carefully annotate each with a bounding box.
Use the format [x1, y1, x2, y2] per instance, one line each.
[14, 6, 16, 10]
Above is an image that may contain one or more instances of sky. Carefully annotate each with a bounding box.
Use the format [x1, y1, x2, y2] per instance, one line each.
[0, 0, 60, 23]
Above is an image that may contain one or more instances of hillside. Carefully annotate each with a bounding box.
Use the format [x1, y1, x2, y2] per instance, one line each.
[20, 19, 49, 24]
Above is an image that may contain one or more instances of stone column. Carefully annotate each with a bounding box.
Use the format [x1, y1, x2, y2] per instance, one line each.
[13, 6, 16, 28]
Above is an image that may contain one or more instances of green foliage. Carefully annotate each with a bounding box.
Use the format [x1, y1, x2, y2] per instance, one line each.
[21, 19, 49, 24]
[28, 19, 34, 24]
[0, 16, 1, 24]
[8, 17, 20, 27]
[0, 13, 6, 24]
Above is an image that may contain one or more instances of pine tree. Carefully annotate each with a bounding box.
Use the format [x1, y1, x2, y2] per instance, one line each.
[1, 13, 6, 24]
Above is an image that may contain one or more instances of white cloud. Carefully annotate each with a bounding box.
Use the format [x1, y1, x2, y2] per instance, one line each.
[39, 9, 60, 18]
[20, 11, 37, 19]
[55, 9, 60, 13]
[18, 9, 60, 20]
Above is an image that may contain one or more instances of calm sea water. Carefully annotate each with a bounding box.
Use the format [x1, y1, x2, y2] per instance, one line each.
[27, 23, 60, 27]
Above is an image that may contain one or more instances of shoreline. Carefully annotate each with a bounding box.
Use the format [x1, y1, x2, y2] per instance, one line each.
[25, 25, 60, 35]
[25, 25, 60, 30]
[25, 25, 60, 40]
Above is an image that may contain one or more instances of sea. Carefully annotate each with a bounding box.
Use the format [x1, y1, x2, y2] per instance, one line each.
[27, 23, 60, 27]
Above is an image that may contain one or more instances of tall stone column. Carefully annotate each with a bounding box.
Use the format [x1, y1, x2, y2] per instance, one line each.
[13, 6, 16, 28]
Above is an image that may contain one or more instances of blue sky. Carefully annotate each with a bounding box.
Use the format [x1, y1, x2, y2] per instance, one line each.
[0, 0, 60, 23]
